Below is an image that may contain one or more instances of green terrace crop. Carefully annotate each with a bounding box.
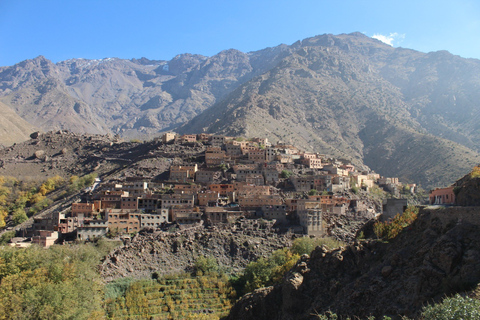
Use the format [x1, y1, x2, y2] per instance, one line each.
[105, 273, 236, 320]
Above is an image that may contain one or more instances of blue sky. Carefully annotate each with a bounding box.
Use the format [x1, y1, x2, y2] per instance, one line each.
[0, 0, 479, 66]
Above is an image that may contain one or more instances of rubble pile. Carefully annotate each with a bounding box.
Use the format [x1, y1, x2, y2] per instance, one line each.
[101, 219, 292, 282]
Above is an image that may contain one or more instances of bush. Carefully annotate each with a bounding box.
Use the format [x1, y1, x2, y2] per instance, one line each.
[374, 206, 418, 240]
[241, 248, 299, 293]
[281, 170, 293, 179]
[421, 294, 480, 320]
[105, 277, 136, 300]
[12, 208, 28, 225]
[291, 237, 346, 256]
[67, 173, 98, 194]
[470, 166, 480, 179]
[194, 256, 219, 276]
[0, 230, 16, 245]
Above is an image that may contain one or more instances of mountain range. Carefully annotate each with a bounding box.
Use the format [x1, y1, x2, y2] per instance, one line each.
[1, 32, 480, 188]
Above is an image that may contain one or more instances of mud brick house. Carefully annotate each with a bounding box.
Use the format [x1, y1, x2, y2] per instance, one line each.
[105, 209, 141, 234]
[429, 186, 455, 205]
[205, 147, 226, 166]
[169, 164, 198, 182]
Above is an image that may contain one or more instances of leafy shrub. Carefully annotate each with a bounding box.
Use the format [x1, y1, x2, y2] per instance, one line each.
[0, 230, 16, 245]
[421, 294, 480, 320]
[67, 173, 98, 194]
[470, 166, 480, 178]
[374, 206, 418, 240]
[291, 237, 346, 256]
[0, 244, 109, 319]
[281, 170, 293, 179]
[105, 277, 136, 300]
[194, 255, 219, 276]
[12, 208, 28, 225]
[241, 248, 299, 293]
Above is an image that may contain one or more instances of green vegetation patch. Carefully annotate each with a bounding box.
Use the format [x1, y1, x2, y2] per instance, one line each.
[0, 239, 119, 319]
[373, 206, 418, 240]
[105, 272, 236, 320]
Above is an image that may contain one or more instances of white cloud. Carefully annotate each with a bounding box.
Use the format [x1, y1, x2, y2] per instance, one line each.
[372, 33, 405, 46]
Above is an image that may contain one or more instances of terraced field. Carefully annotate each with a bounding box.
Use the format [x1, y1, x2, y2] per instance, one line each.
[105, 273, 236, 319]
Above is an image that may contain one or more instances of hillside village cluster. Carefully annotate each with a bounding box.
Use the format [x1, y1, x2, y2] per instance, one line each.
[24, 133, 413, 247]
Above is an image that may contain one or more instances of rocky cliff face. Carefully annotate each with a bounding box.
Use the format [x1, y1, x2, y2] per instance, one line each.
[226, 207, 480, 319]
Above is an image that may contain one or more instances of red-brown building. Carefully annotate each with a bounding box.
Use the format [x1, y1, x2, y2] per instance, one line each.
[429, 186, 455, 205]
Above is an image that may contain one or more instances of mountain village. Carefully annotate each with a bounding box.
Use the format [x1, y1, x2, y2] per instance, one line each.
[17, 132, 418, 248]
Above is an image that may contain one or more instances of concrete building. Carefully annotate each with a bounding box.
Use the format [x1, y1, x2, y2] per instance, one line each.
[120, 196, 138, 210]
[248, 149, 266, 163]
[140, 212, 169, 228]
[72, 202, 97, 217]
[32, 231, 59, 248]
[261, 205, 288, 223]
[138, 196, 162, 212]
[209, 135, 225, 145]
[162, 132, 176, 144]
[382, 199, 408, 221]
[205, 147, 226, 166]
[105, 209, 141, 234]
[297, 199, 324, 236]
[196, 169, 221, 184]
[197, 191, 220, 206]
[160, 194, 195, 209]
[239, 194, 283, 208]
[178, 134, 197, 143]
[77, 220, 108, 240]
[204, 207, 241, 224]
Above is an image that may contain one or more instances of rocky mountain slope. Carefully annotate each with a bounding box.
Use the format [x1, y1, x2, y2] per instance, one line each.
[226, 206, 480, 319]
[0, 130, 203, 181]
[0, 101, 36, 147]
[180, 33, 480, 188]
[1, 32, 480, 188]
[0, 47, 287, 140]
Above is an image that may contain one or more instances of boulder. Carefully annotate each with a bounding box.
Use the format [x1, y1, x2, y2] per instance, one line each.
[34, 150, 46, 160]
[30, 132, 40, 139]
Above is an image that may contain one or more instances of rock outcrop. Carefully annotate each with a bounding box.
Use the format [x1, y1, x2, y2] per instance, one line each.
[226, 207, 480, 319]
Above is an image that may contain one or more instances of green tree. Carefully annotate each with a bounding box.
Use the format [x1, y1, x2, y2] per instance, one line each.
[241, 248, 300, 293]
[308, 189, 318, 196]
[12, 208, 28, 225]
[0, 209, 7, 228]
[0, 244, 109, 319]
[0, 231, 16, 245]
[194, 255, 219, 275]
